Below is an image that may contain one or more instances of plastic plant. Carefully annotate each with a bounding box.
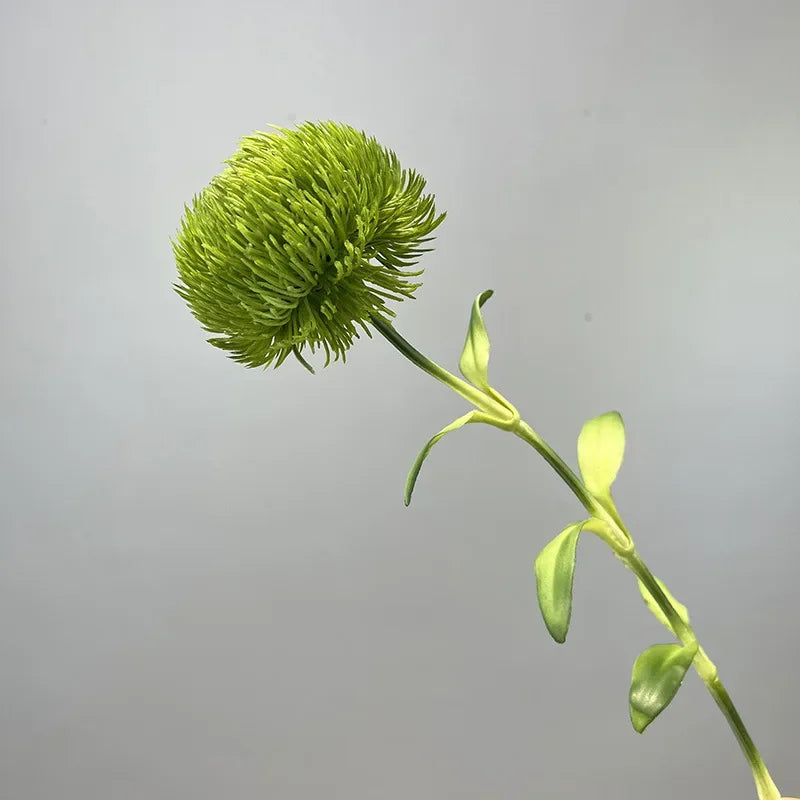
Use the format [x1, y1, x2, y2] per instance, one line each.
[173, 120, 794, 800]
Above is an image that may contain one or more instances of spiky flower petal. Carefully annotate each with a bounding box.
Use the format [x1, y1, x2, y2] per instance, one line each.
[173, 121, 445, 369]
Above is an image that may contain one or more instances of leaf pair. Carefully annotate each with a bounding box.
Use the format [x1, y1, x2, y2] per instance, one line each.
[533, 520, 683, 646]
[535, 407, 695, 734]
[630, 577, 694, 731]
[532, 410, 627, 643]
[404, 290, 495, 506]
[534, 524, 697, 732]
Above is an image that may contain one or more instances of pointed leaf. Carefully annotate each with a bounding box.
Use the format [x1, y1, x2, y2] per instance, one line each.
[629, 642, 698, 733]
[459, 290, 494, 390]
[534, 522, 585, 643]
[405, 412, 478, 506]
[637, 577, 690, 633]
[577, 411, 625, 509]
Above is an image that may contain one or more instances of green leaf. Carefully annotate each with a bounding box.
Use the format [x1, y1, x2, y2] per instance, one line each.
[459, 290, 494, 390]
[577, 411, 625, 510]
[582, 516, 614, 540]
[405, 412, 478, 506]
[534, 522, 585, 643]
[629, 642, 698, 733]
[637, 577, 690, 633]
[292, 345, 316, 374]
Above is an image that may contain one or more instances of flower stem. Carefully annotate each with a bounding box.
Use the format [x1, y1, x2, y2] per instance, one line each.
[370, 317, 512, 420]
[624, 554, 779, 800]
[512, 420, 780, 800]
[373, 319, 781, 800]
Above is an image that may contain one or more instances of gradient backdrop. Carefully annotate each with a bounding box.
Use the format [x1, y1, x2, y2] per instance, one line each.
[1, 1, 799, 798]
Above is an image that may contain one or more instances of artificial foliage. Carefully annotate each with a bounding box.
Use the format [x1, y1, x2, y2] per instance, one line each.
[174, 120, 795, 800]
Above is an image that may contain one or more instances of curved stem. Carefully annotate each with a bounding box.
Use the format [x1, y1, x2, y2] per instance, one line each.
[511, 420, 631, 551]
[514, 421, 780, 800]
[626, 554, 779, 800]
[711, 679, 781, 800]
[370, 316, 513, 421]
[373, 321, 782, 800]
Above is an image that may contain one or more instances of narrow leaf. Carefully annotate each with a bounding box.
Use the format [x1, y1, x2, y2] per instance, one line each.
[577, 411, 625, 510]
[534, 522, 585, 643]
[404, 412, 478, 506]
[629, 642, 698, 733]
[637, 577, 690, 633]
[292, 346, 316, 374]
[458, 290, 494, 390]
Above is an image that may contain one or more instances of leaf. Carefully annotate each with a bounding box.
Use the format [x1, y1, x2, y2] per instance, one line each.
[577, 411, 625, 510]
[582, 516, 614, 540]
[404, 412, 478, 506]
[292, 345, 316, 374]
[459, 290, 494, 390]
[629, 642, 698, 733]
[637, 577, 690, 633]
[534, 522, 585, 643]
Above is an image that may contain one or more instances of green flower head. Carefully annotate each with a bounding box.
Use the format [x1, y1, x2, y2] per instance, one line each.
[173, 121, 445, 370]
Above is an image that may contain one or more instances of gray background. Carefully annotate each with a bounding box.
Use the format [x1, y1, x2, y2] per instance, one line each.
[1, 0, 798, 798]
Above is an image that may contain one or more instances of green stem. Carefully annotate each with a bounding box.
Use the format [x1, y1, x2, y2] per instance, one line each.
[512, 420, 604, 517]
[370, 317, 513, 421]
[373, 320, 782, 800]
[625, 554, 779, 800]
[710, 679, 781, 800]
[515, 421, 780, 800]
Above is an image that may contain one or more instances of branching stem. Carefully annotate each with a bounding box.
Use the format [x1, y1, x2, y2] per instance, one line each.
[373, 317, 782, 800]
